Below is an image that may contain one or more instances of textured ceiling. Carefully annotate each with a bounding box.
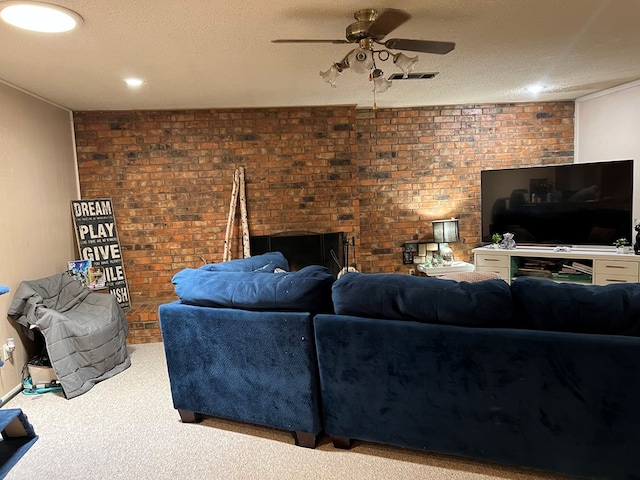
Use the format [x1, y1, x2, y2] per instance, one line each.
[0, 0, 639, 111]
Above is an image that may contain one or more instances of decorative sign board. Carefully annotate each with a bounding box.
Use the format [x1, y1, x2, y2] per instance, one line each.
[71, 199, 130, 308]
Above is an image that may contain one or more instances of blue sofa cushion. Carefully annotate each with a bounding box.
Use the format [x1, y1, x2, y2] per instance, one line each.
[512, 277, 640, 336]
[332, 272, 513, 327]
[172, 265, 335, 312]
[198, 251, 289, 273]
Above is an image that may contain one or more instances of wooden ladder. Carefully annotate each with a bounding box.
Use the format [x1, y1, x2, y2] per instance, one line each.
[223, 167, 250, 261]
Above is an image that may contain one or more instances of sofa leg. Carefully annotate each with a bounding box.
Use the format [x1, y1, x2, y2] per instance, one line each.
[330, 435, 352, 449]
[292, 431, 318, 448]
[178, 409, 202, 423]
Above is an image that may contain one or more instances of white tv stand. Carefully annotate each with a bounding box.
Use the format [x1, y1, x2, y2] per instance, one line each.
[473, 245, 640, 285]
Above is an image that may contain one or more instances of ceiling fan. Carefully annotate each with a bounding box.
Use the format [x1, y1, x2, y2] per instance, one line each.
[272, 8, 455, 95]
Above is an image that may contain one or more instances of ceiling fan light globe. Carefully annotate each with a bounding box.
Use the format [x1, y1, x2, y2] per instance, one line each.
[320, 64, 341, 87]
[373, 73, 392, 93]
[347, 47, 374, 74]
[393, 53, 418, 78]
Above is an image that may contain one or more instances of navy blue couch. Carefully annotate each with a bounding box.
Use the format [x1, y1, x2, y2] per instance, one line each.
[159, 252, 335, 448]
[160, 254, 640, 478]
[315, 273, 640, 479]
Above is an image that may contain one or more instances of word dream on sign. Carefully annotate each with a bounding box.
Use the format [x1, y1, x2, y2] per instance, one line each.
[72, 200, 113, 218]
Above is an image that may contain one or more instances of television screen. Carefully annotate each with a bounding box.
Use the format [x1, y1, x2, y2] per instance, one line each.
[481, 160, 633, 246]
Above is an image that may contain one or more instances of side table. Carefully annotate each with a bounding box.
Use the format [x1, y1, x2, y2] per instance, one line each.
[415, 261, 475, 277]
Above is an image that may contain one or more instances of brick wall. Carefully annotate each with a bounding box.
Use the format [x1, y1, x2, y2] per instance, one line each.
[73, 102, 574, 343]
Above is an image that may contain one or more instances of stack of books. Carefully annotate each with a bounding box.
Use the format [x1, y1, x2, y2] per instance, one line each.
[515, 258, 558, 278]
[550, 261, 593, 282]
[514, 258, 593, 283]
[561, 262, 593, 275]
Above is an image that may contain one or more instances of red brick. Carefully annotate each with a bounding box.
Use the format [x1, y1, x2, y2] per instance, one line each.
[75, 102, 574, 343]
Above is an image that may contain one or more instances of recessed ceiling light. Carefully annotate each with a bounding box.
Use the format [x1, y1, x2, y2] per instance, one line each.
[526, 84, 544, 94]
[124, 78, 144, 87]
[0, 1, 82, 33]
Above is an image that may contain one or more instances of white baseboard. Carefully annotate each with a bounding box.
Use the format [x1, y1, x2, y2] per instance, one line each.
[0, 383, 23, 406]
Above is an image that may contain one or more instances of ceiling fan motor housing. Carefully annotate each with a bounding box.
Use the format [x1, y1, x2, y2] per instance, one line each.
[346, 9, 383, 43]
[346, 22, 375, 42]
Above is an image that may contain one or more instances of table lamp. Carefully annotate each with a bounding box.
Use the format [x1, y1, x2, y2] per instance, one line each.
[432, 219, 459, 266]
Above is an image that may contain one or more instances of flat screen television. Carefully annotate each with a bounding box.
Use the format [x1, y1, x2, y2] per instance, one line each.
[481, 159, 633, 246]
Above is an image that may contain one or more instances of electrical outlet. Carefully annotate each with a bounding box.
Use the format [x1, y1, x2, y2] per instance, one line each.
[2, 338, 15, 361]
[408, 268, 415, 275]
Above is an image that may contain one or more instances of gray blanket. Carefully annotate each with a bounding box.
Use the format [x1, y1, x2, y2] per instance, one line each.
[8, 273, 130, 399]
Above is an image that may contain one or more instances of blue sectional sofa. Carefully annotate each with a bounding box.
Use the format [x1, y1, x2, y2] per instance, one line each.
[159, 252, 334, 448]
[315, 273, 640, 480]
[159, 254, 640, 478]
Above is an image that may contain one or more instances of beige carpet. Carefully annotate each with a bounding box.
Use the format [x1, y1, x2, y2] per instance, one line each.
[3, 343, 569, 480]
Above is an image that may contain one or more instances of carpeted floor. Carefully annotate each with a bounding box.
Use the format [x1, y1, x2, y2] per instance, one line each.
[2, 343, 569, 479]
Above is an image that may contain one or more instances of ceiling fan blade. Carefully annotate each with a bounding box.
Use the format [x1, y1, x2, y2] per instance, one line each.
[383, 38, 455, 55]
[272, 39, 350, 45]
[366, 9, 411, 38]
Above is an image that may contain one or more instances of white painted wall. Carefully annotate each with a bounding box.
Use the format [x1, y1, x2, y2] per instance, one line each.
[0, 82, 79, 399]
[575, 80, 640, 233]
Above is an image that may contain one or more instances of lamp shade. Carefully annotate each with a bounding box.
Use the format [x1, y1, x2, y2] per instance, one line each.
[320, 64, 341, 87]
[372, 69, 392, 93]
[432, 219, 459, 243]
[347, 47, 374, 74]
[393, 52, 418, 78]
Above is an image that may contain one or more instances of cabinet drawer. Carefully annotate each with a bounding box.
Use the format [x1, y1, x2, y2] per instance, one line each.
[476, 265, 510, 281]
[594, 273, 638, 285]
[475, 254, 509, 268]
[594, 260, 639, 278]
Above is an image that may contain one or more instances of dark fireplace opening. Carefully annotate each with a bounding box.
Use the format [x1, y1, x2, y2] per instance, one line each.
[250, 231, 345, 276]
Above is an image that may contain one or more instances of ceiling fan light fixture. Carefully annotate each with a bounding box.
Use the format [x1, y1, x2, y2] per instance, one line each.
[275, 8, 455, 101]
[371, 69, 392, 93]
[347, 47, 374, 74]
[0, 1, 82, 33]
[393, 52, 418, 78]
[320, 64, 342, 87]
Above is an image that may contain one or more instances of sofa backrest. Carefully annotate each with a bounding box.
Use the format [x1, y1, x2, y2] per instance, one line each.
[331, 272, 513, 328]
[511, 276, 640, 336]
[172, 264, 336, 313]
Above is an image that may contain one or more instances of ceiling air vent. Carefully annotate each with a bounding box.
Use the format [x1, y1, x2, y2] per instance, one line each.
[388, 72, 439, 80]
